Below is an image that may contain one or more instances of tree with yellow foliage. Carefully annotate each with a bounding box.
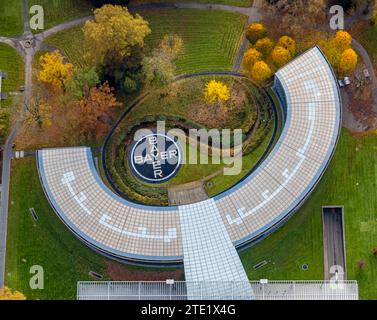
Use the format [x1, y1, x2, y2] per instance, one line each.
[83, 5, 151, 66]
[243, 48, 262, 68]
[271, 46, 292, 67]
[324, 45, 342, 71]
[245, 22, 267, 44]
[250, 61, 272, 83]
[277, 35, 296, 56]
[38, 50, 73, 89]
[339, 48, 358, 74]
[255, 37, 274, 56]
[204, 80, 230, 105]
[321, 31, 356, 74]
[0, 287, 26, 300]
[333, 30, 352, 52]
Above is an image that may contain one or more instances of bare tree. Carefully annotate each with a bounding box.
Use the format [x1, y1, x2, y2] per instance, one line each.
[264, 0, 327, 36]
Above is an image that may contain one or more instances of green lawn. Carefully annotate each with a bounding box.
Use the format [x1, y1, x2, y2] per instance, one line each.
[43, 24, 88, 69]
[141, 9, 247, 74]
[0, 43, 24, 108]
[241, 129, 377, 300]
[0, 0, 23, 37]
[5, 158, 109, 299]
[130, 0, 253, 7]
[29, 0, 93, 32]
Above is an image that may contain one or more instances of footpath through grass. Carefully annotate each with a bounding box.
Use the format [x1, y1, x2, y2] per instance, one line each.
[241, 129, 377, 300]
[0, 0, 23, 37]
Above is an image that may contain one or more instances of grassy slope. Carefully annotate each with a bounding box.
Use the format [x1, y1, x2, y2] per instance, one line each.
[0, 44, 25, 108]
[43, 24, 87, 69]
[241, 129, 377, 300]
[206, 124, 274, 196]
[28, 0, 93, 31]
[0, 0, 23, 37]
[140, 9, 247, 74]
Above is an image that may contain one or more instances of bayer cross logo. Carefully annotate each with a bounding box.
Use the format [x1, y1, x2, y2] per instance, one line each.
[129, 133, 182, 183]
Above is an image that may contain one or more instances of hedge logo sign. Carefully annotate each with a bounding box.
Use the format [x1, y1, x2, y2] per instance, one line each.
[130, 133, 182, 183]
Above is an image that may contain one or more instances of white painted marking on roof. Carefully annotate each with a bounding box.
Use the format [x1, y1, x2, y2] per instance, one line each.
[99, 214, 176, 242]
[61, 172, 92, 215]
[226, 80, 319, 225]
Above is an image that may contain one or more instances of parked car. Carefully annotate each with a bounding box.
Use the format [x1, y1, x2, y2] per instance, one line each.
[343, 77, 351, 86]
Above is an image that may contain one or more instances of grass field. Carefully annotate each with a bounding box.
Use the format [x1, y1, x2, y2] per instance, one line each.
[0, 0, 23, 37]
[241, 129, 377, 300]
[28, 0, 93, 32]
[0, 43, 25, 108]
[141, 9, 247, 74]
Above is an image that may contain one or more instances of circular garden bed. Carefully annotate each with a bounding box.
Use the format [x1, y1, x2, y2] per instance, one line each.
[104, 75, 277, 206]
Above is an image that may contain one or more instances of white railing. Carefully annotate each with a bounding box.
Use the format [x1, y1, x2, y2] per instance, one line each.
[77, 280, 358, 300]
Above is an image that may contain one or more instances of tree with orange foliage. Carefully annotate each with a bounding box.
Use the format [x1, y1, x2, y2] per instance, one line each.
[243, 48, 262, 68]
[38, 50, 73, 90]
[245, 22, 267, 44]
[339, 48, 358, 74]
[250, 61, 272, 83]
[255, 37, 274, 56]
[271, 46, 292, 67]
[0, 287, 26, 300]
[73, 82, 121, 140]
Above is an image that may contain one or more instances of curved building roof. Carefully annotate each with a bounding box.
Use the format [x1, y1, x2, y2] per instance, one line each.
[37, 46, 341, 263]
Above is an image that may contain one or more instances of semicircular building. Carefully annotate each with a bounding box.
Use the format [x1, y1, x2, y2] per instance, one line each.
[37, 47, 341, 272]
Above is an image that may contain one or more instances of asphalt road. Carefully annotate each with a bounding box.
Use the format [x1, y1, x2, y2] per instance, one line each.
[323, 208, 346, 280]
